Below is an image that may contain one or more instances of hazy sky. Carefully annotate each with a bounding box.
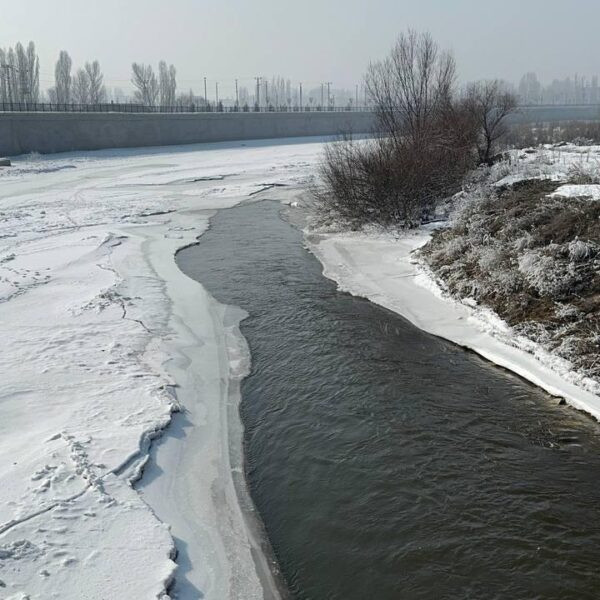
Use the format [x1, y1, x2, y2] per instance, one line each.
[2, 0, 599, 96]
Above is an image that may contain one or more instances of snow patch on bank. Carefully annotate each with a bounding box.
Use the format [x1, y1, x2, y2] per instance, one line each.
[551, 184, 600, 200]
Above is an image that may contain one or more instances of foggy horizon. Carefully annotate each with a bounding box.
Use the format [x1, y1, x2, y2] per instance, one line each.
[2, 0, 600, 97]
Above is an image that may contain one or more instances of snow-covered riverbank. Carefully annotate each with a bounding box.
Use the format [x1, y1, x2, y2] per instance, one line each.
[0, 139, 323, 599]
[307, 225, 600, 420]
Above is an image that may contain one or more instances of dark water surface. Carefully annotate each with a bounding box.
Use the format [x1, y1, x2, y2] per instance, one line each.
[177, 201, 600, 600]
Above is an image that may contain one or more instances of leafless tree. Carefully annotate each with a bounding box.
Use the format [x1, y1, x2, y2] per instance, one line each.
[85, 61, 106, 104]
[318, 30, 478, 227]
[15, 42, 39, 102]
[238, 86, 249, 106]
[0, 48, 18, 103]
[176, 88, 195, 107]
[158, 61, 177, 107]
[0, 41, 39, 103]
[0, 50, 7, 102]
[72, 68, 90, 104]
[366, 30, 456, 149]
[54, 50, 72, 104]
[131, 63, 158, 106]
[26, 42, 40, 101]
[464, 80, 518, 164]
[269, 76, 291, 109]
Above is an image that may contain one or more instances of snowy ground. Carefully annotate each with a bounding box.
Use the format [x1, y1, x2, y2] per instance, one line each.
[2, 138, 599, 600]
[0, 139, 322, 600]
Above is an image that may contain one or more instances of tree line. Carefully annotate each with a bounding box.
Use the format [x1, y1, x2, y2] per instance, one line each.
[0, 41, 365, 109]
[0, 42, 186, 107]
[0, 42, 39, 103]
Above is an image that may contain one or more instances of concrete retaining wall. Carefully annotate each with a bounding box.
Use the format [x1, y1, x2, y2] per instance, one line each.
[2, 104, 600, 157]
[0, 111, 375, 156]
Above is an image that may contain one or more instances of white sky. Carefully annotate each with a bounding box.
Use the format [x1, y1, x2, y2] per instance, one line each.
[1, 0, 599, 97]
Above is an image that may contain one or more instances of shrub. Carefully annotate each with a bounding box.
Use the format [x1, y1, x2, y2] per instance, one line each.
[315, 31, 516, 228]
[420, 176, 600, 383]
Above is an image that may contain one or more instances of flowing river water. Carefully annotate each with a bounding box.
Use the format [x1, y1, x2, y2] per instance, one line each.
[176, 200, 600, 600]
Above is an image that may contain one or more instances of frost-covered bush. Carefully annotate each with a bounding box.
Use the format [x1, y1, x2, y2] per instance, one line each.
[513, 232, 535, 252]
[490, 269, 524, 293]
[478, 244, 506, 271]
[554, 303, 582, 320]
[420, 174, 600, 383]
[572, 137, 596, 147]
[517, 251, 578, 297]
[442, 237, 470, 261]
[567, 158, 600, 184]
[568, 239, 596, 262]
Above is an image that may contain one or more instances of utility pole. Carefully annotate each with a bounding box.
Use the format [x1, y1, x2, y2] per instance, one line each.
[215, 81, 219, 107]
[235, 79, 239, 106]
[320, 83, 324, 107]
[255, 76, 261, 108]
[204, 77, 207, 108]
[299, 82, 303, 110]
[326, 82, 332, 108]
[265, 80, 269, 107]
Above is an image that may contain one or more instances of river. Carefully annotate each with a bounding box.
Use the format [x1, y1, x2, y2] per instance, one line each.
[177, 199, 600, 600]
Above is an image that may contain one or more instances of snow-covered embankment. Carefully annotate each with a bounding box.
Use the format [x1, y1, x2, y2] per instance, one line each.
[0, 140, 322, 599]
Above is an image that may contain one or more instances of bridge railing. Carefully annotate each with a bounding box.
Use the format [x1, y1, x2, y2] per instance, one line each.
[0, 102, 374, 114]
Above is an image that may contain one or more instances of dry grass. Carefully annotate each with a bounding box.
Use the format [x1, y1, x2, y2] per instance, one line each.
[505, 122, 600, 148]
[420, 179, 600, 382]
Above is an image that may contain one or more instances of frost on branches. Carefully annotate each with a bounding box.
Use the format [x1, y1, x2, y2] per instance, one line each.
[420, 146, 600, 387]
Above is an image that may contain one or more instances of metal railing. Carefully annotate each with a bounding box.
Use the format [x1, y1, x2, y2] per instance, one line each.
[0, 101, 374, 114]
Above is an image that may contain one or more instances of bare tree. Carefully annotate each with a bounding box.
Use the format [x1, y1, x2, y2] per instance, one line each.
[131, 63, 158, 106]
[238, 86, 249, 106]
[176, 88, 195, 107]
[464, 80, 518, 164]
[0, 48, 18, 103]
[85, 61, 106, 104]
[318, 30, 478, 227]
[54, 50, 72, 103]
[366, 30, 456, 149]
[0, 41, 39, 103]
[158, 61, 177, 107]
[72, 68, 90, 104]
[270, 76, 290, 109]
[0, 49, 7, 102]
[47, 87, 58, 103]
[14, 42, 39, 102]
[26, 42, 40, 101]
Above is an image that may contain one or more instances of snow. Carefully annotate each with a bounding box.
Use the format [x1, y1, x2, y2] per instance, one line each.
[491, 144, 600, 188]
[0, 138, 324, 599]
[307, 228, 600, 420]
[551, 184, 600, 199]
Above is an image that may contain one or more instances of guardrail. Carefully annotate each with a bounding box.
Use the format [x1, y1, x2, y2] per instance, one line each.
[2, 102, 600, 117]
[0, 102, 373, 114]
